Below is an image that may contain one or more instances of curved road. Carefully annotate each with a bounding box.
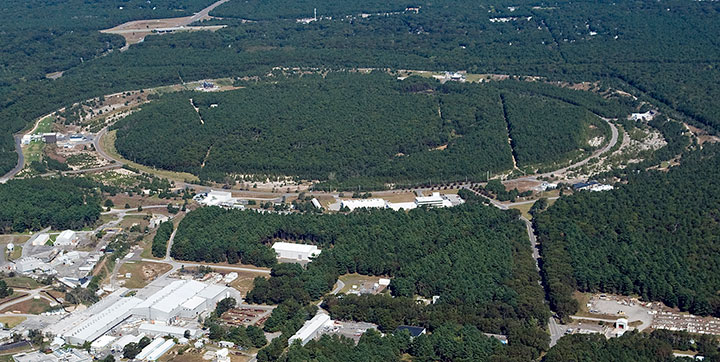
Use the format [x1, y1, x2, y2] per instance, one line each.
[0, 136, 23, 183]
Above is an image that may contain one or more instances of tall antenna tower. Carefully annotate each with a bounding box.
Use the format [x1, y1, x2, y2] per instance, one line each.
[314, 8, 317, 20]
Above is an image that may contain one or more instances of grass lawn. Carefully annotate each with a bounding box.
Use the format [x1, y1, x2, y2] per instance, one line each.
[509, 197, 558, 220]
[118, 261, 172, 289]
[22, 142, 44, 166]
[0, 315, 27, 328]
[34, 116, 54, 134]
[7, 246, 22, 261]
[101, 130, 199, 183]
[2, 276, 41, 289]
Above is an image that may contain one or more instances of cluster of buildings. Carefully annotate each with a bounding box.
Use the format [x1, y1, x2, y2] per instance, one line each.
[21, 133, 86, 145]
[340, 192, 462, 212]
[432, 72, 466, 83]
[629, 110, 658, 122]
[46, 279, 238, 349]
[193, 190, 246, 209]
[572, 181, 614, 192]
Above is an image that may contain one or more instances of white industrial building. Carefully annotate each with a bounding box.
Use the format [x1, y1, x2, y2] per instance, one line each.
[15, 257, 54, 274]
[62, 294, 143, 345]
[55, 230, 78, 246]
[135, 337, 165, 360]
[111, 333, 145, 351]
[272, 242, 321, 261]
[139, 323, 199, 339]
[197, 190, 235, 207]
[132, 280, 231, 322]
[341, 192, 456, 213]
[31, 233, 50, 246]
[340, 198, 387, 211]
[147, 339, 175, 361]
[289, 312, 334, 346]
[90, 335, 116, 354]
[415, 192, 453, 208]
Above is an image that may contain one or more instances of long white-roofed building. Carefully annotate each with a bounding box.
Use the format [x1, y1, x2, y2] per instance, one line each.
[288, 312, 334, 346]
[62, 295, 143, 345]
[272, 242, 321, 261]
[132, 280, 234, 322]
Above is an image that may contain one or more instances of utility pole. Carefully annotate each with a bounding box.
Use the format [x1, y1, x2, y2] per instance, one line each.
[314, 8, 317, 21]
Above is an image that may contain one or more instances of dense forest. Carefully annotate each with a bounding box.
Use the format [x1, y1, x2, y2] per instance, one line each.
[280, 324, 501, 362]
[544, 329, 720, 361]
[0, 177, 100, 232]
[173, 192, 549, 359]
[113, 72, 617, 187]
[536, 144, 720, 318]
[0, 0, 718, 178]
[502, 92, 608, 167]
[151, 221, 174, 258]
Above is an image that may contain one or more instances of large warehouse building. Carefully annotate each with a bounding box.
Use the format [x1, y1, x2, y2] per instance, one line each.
[132, 280, 232, 322]
[272, 242, 322, 261]
[62, 294, 143, 345]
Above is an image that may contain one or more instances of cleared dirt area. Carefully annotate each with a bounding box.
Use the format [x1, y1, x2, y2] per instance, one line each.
[685, 123, 720, 145]
[339, 274, 388, 294]
[118, 261, 173, 289]
[226, 270, 269, 296]
[101, 0, 230, 45]
[1, 298, 52, 315]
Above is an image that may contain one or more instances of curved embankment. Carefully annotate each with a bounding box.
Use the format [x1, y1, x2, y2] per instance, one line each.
[1, 74, 621, 190]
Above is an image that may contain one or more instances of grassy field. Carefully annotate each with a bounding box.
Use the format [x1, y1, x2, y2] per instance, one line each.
[228, 270, 269, 296]
[0, 315, 27, 328]
[34, 116, 53, 134]
[22, 142, 43, 166]
[2, 276, 40, 289]
[101, 130, 199, 182]
[509, 197, 558, 220]
[7, 246, 23, 262]
[118, 261, 172, 289]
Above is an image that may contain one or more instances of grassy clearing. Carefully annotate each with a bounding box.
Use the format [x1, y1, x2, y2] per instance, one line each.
[0, 315, 27, 328]
[101, 130, 199, 182]
[7, 246, 23, 262]
[509, 198, 557, 220]
[2, 276, 40, 289]
[338, 273, 384, 294]
[118, 261, 172, 289]
[34, 116, 54, 134]
[228, 270, 270, 296]
[22, 142, 43, 166]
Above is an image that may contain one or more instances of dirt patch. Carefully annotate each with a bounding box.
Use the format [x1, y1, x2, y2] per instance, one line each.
[1, 298, 52, 315]
[685, 123, 720, 145]
[228, 270, 269, 296]
[430, 144, 448, 151]
[100, 0, 230, 45]
[118, 261, 172, 289]
[501, 179, 541, 193]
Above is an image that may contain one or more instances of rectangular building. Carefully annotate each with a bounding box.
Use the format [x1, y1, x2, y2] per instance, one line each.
[288, 313, 333, 346]
[63, 296, 143, 345]
[272, 242, 321, 261]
